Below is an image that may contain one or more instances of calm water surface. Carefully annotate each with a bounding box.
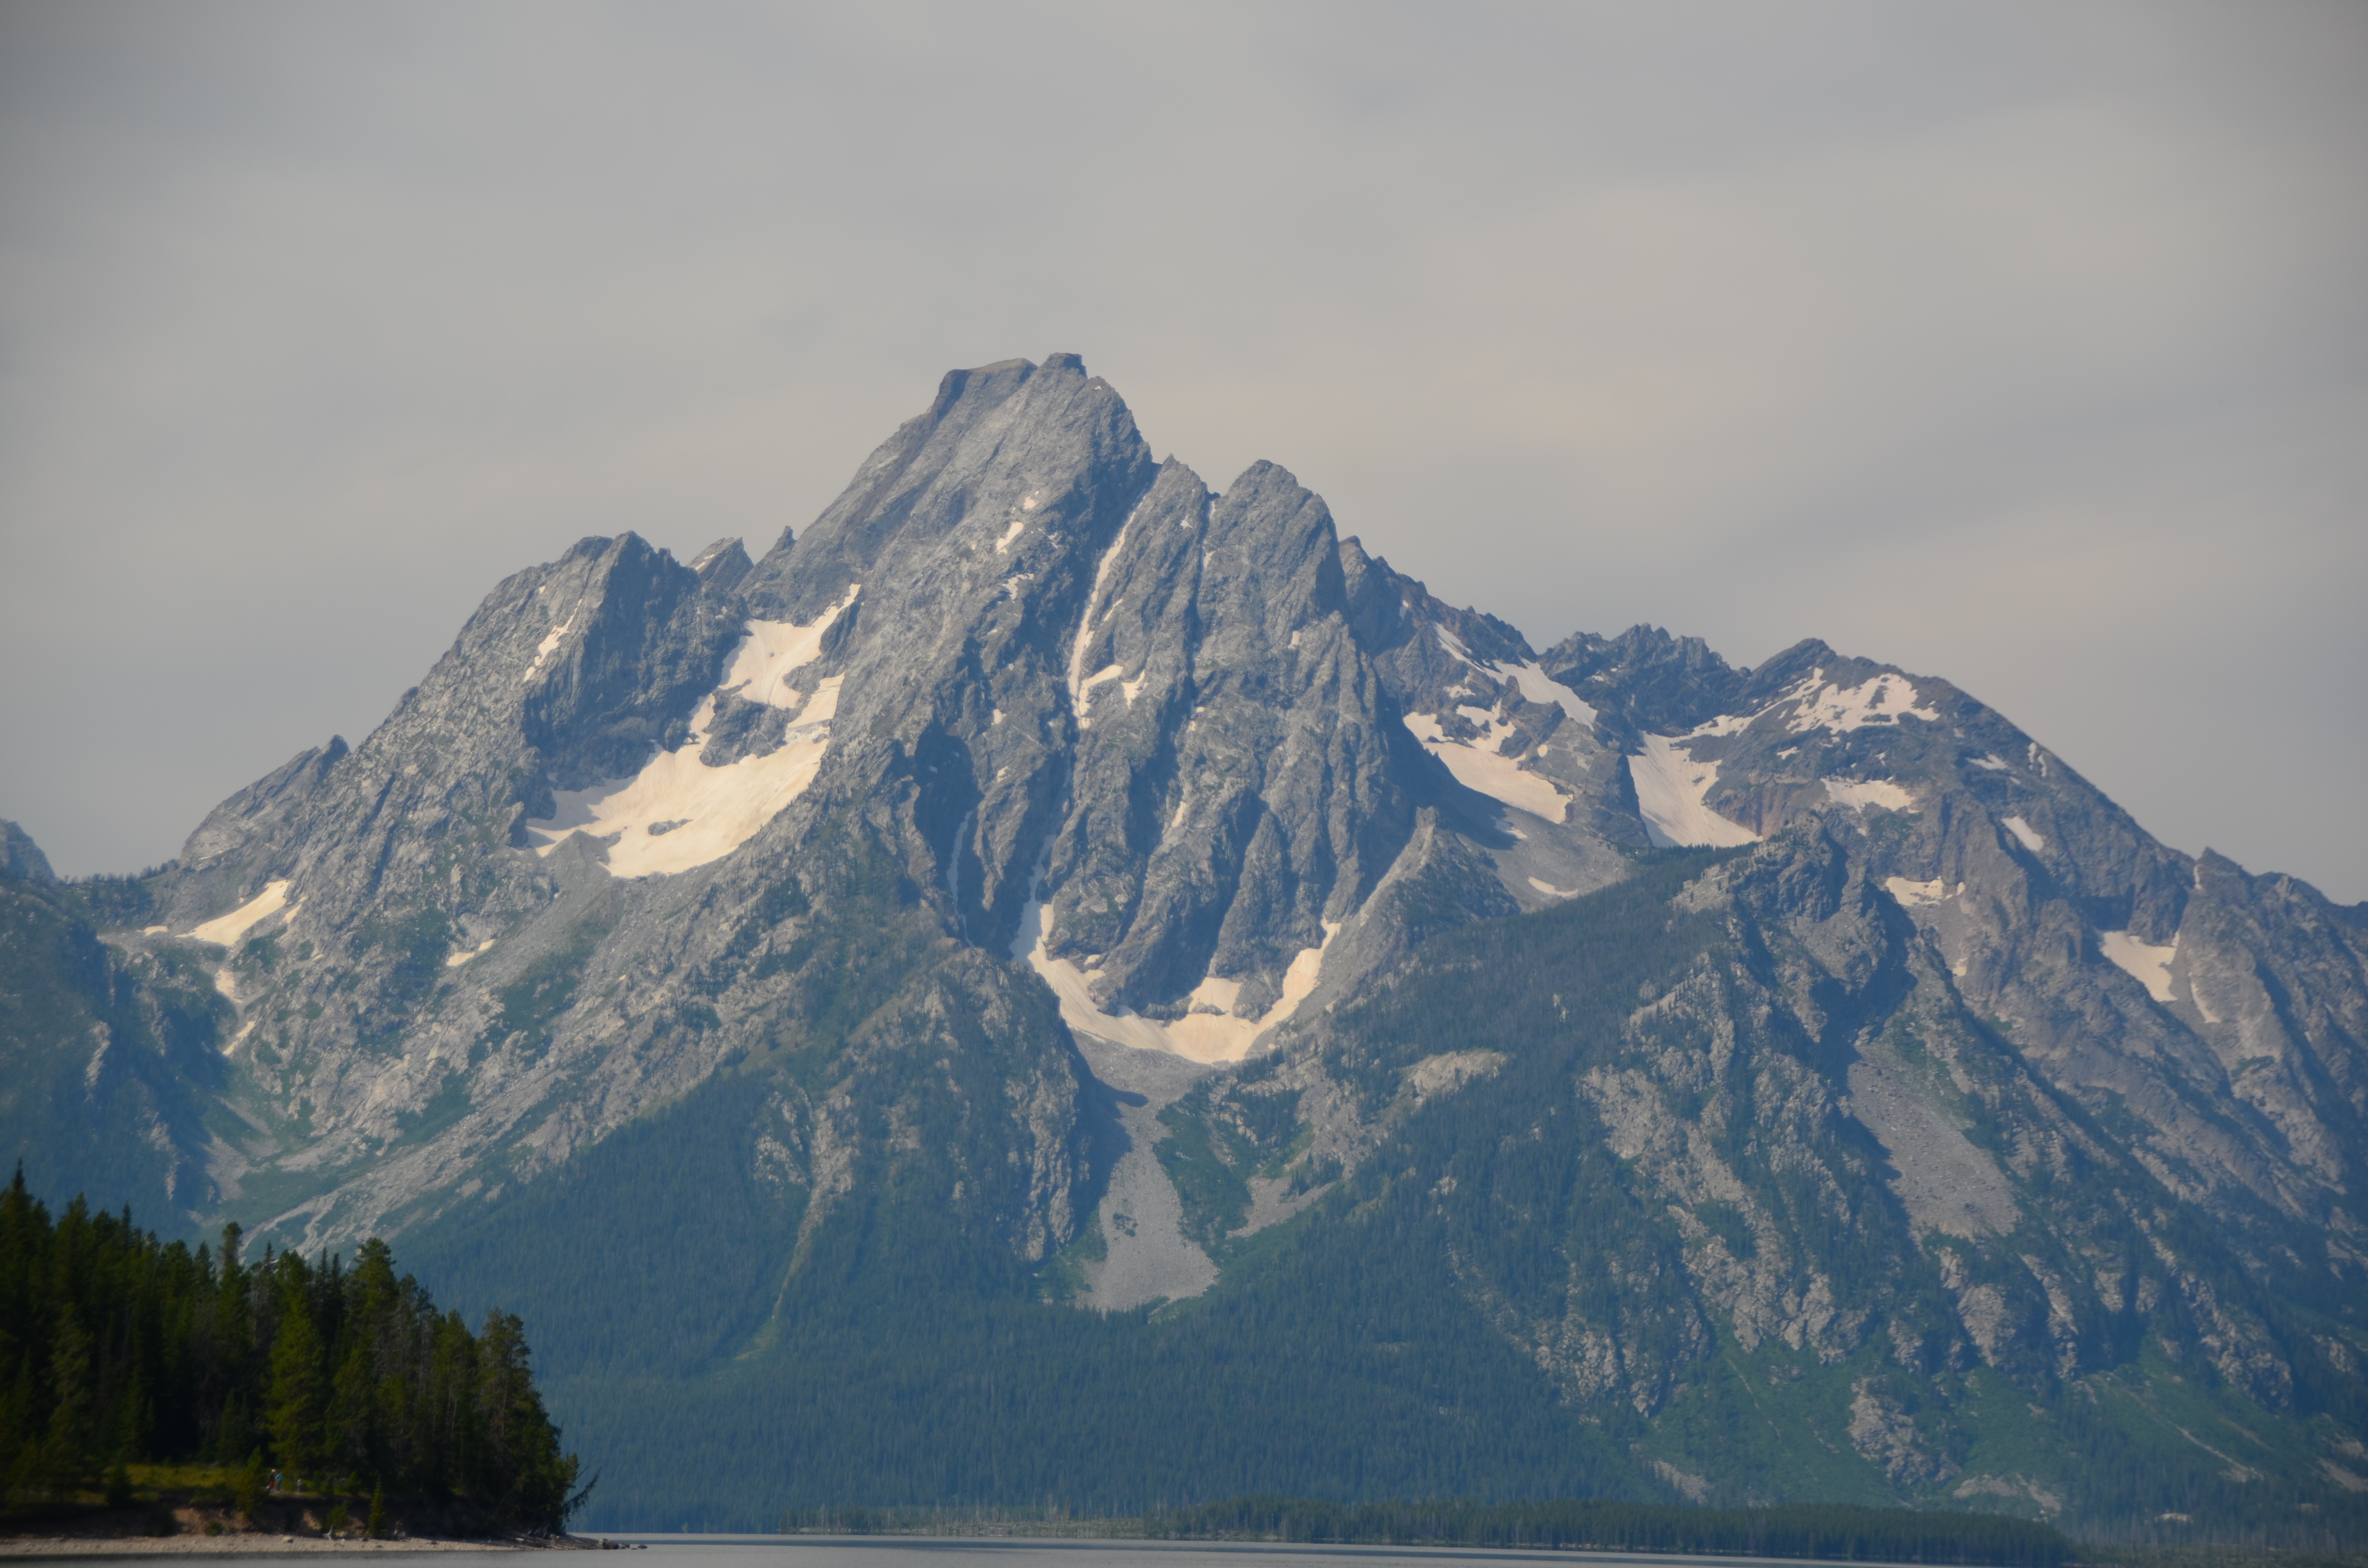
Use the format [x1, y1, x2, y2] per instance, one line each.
[155, 1540, 1909, 1568]
[581, 1539, 1897, 1568]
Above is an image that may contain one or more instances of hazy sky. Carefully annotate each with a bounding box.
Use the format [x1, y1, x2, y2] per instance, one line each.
[3, 2, 2364, 901]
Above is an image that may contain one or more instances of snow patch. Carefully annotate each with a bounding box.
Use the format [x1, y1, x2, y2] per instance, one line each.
[1824, 778, 1918, 813]
[186, 881, 293, 947]
[444, 938, 496, 968]
[2002, 816, 2046, 853]
[1688, 711, 1756, 738]
[994, 515, 1027, 554]
[1970, 754, 2010, 772]
[1404, 714, 1570, 822]
[530, 678, 839, 877]
[1528, 877, 1579, 898]
[525, 609, 578, 680]
[524, 594, 861, 877]
[1432, 627, 1597, 730]
[1884, 877, 1958, 909]
[1627, 735, 1759, 848]
[1065, 507, 1140, 729]
[1013, 893, 1340, 1065]
[1188, 975, 1242, 1014]
[1785, 669, 1939, 734]
[720, 586, 859, 708]
[2100, 931, 2177, 1004]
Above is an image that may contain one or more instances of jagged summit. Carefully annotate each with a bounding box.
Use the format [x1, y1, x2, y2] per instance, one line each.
[6, 353, 2364, 1534]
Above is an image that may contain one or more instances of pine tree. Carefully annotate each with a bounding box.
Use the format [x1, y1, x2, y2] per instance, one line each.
[234, 1448, 265, 1522]
[265, 1276, 327, 1481]
[368, 1478, 388, 1538]
[44, 1305, 95, 1494]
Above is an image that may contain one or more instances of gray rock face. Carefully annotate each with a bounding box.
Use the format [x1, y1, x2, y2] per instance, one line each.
[0, 820, 56, 884]
[12, 352, 2366, 1528]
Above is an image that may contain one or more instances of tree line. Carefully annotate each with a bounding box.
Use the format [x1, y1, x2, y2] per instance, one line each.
[0, 1170, 580, 1532]
[1140, 1496, 2072, 1566]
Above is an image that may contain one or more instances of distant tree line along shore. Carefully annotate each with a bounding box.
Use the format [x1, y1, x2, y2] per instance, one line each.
[1137, 1495, 2072, 1564]
[0, 1172, 580, 1533]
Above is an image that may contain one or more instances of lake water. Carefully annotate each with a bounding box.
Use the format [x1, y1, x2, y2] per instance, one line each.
[578, 1539, 1891, 1568]
[140, 1538, 1915, 1568]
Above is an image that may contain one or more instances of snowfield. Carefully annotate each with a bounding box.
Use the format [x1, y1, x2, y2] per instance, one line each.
[1628, 735, 1759, 848]
[186, 880, 293, 947]
[1785, 670, 1939, 733]
[524, 593, 858, 877]
[1012, 893, 1338, 1064]
[2100, 931, 2178, 1003]
[1404, 713, 1571, 822]
[1824, 778, 1918, 813]
[1433, 626, 1599, 729]
[1884, 877, 1957, 908]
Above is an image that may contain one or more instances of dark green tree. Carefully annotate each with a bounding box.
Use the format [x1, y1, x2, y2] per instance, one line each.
[265, 1282, 327, 1481]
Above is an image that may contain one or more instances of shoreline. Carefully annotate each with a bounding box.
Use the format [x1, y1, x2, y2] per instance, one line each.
[0, 1537, 530, 1556]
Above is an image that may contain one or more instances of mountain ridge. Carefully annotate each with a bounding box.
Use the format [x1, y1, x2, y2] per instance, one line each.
[3, 353, 2362, 1539]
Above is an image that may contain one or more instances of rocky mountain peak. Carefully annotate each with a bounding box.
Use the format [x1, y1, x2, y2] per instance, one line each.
[10, 353, 2365, 1537]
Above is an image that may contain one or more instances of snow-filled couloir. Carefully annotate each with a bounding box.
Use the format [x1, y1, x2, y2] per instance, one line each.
[525, 587, 859, 877]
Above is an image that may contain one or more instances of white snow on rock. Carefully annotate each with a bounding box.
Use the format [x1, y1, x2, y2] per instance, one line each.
[186, 881, 293, 947]
[1432, 627, 1597, 729]
[1628, 735, 1760, 849]
[994, 514, 1027, 554]
[524, 608, 579, 681]
[530, 680, 839, 878]
[1528, 877, 1579, 898]
[1012, 893, 1339, 1064]
[1065, 508, 1140, 729]
[1884, 877, 1959, 908]
[444, 938, 496, 968]
[1076, 662, 1150, 717]
[1404, 714, 1570, 822]
[1824, 778, 1918, 813]
[2100, 931, 2178, 1004]
[524, 597, 857, 878]
[1970, 754, 2011, 772]
[719, 586, 860, 708]
[1687, 712, 1756, 738]
[2002, 815, 2046, 853]
[1785, 669, 1939, 734]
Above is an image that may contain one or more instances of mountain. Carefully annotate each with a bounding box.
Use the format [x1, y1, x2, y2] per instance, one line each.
[4, 355, 2364, 1541]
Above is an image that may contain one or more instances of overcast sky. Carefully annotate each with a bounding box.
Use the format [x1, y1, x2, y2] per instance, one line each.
[3, 1, 2363, 901]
